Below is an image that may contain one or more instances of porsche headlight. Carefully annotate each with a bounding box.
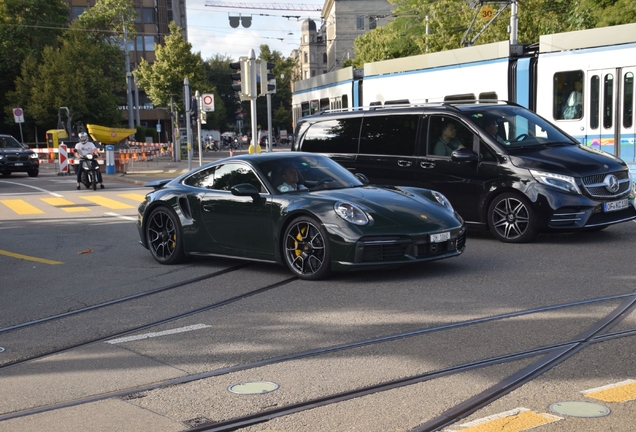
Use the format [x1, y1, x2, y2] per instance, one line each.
[432, 191, 454, 212]
[530, 170, 581, 194]
[334, 201, 370, 225]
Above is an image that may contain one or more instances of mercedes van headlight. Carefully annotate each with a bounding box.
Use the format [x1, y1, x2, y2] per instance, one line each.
[530, 170, 581, 194]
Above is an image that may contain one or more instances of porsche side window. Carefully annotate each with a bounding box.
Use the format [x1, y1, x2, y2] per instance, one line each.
[211, 163, 263, 192]
[183, 167, 215, 188]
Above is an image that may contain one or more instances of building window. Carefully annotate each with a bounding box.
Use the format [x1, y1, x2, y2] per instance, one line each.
[356, 16, 364, 31]
[311, 70, 316, 77]
[311, 52, 315, 62]
[135, 8, 142, 23]
[167, 10, 173, 22]
[71, 6, 86, 19]
[136, 36, 144, 51]
[322, 53, 327, 63]
[143, 8, 155, 24]
[144, 36, 155, 52]
[369, 17, 377, 30]
[303, 52, 308, 63]
[304, 71, 309, 79]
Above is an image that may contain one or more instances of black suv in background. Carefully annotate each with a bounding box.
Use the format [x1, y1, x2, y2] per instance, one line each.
[0, 134, 39, 178]
[293, 102, 636, 242]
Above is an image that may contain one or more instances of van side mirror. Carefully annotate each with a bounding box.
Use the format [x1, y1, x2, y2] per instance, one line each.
[451, 148, 478, 162]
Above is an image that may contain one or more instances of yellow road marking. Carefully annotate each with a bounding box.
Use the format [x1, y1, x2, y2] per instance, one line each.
[583, 379, 636, 403]
[81, 195, 135, 210]
[0, 199, 44, 215]
[40, 197, 90, 213]
[0, 249, 63, 265]
[117, 193, 146, 203]
[449, 408, 561, 432]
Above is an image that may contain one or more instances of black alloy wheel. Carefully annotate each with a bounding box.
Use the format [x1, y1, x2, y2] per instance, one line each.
[146, 206, 185, 264]
[283, 216, 331, 280]
[27, 170, 38, 177]
[487, 193, 538, 243]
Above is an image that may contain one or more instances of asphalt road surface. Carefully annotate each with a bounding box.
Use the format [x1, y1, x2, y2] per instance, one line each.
[1, 169, 635, 432]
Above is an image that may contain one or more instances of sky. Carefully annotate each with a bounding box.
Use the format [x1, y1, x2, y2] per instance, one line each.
[185, 0, 324, 61]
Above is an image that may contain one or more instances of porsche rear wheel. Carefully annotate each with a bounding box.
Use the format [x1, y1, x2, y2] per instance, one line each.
[283, 216, 331, 280]
[146, 206, 185, 264]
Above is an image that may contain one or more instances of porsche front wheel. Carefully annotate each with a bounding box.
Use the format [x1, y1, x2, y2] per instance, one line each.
[283, 216, 331, 280]
[146, 206, 185, 264]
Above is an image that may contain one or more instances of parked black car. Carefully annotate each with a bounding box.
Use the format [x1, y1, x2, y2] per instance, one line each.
[293, 101, 636, 243]
[0, 134, 39, 177]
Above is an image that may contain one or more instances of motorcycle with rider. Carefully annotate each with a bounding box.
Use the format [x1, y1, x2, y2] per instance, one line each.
[74, 132, 105, 190]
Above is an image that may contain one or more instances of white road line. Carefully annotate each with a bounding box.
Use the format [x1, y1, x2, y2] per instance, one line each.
[0, 180, 62, 197]
[104, 212, 137, 221]
[106, 324, 212, 344]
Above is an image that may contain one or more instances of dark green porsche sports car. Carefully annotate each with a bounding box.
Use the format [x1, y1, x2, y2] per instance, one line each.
[137, 152, 466, 280]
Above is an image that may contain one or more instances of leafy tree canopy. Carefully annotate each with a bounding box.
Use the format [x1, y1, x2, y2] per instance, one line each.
[135, 22, 207, 112]
[76, 0, 137, 45]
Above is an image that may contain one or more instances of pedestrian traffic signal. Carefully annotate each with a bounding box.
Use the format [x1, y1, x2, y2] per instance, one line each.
[259, 60, 276, 96]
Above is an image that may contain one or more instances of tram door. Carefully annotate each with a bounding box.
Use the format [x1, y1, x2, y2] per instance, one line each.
[588, 67, 636, 161]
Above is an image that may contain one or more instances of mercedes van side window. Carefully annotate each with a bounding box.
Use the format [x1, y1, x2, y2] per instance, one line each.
[301, 118, 361, 154]
[427, 116, 471, 157]
[359, 115, 419, 156]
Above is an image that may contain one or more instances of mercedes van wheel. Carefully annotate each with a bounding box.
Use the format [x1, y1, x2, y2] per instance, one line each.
[487, 193, 538, 243]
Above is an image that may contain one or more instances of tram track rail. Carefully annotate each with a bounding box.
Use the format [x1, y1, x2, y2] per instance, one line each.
[1, 292, 634, 427]
[0, 274, 297, 371]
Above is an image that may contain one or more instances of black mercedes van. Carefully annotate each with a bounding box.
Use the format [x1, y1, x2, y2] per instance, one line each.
[293, 102, 636, 242]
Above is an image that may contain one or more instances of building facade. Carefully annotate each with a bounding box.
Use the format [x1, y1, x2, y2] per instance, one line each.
[321, 0, 393, 71]
[62, 0, 187, 133]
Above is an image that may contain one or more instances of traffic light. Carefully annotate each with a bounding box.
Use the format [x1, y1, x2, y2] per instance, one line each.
[259, 60, 276, 96]
[230, 57, 252, 99]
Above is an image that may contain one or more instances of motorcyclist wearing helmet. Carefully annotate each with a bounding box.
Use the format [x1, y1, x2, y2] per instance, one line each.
[74, 132, 104, 190]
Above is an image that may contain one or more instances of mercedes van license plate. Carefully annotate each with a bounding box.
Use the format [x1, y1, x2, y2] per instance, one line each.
[430, 232, 450, 243]
[604, 199, 628, 212]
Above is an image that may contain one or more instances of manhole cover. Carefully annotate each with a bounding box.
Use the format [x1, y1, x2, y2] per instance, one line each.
[549, 401, 610, 418]
[228, 381, 279, 394]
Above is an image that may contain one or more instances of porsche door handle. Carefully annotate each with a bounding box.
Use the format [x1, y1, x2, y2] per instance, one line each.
[202, 204, 214, 212]
[397, 160, 412, 167]
[420, 161, 435, 169]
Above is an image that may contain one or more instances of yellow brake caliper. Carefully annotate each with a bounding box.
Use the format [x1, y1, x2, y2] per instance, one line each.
[294, 226, 307, 257]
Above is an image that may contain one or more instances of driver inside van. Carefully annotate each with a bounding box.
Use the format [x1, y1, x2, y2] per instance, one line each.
[433, 121, 464, 156]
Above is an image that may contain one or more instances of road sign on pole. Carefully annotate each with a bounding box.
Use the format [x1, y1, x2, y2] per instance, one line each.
[202, 94, 215, 112]
[13, 108, 24, 123]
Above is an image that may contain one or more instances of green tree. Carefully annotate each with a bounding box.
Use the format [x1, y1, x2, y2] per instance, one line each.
[9, 22, 125, 132]
[350, 0, 610, 66]
[202, 54, 234, 131]
[134, 22, 207, 114]
[76, 0, 137, 44]
[0, 0, 69, 136]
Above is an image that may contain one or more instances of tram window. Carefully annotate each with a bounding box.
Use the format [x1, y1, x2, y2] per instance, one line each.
[444, 94, 475, 104]
[623, 72, 633, 129]
[603, 74, 614, 129]
[479, 92, 498, 101]
[342, 95, 348, 109]
[319, 98, 329, 112]
[301, 118, 361, 154]
[554, 71, 583, 120]
[301, 102, 310, 118]
[359, 115, 418, 156]
[590, 75, 600, 129]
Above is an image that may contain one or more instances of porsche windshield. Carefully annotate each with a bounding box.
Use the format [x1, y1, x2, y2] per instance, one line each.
[459, 105, 576, 149]
[258, 154, 364, 192]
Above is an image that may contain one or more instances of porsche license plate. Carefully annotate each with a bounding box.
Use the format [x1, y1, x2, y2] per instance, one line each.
[604, 199, 628, 212]
[430, 231, 450, 243]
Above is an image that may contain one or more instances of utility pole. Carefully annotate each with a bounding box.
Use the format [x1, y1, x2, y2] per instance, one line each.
[123, 25, 134, 130]
[184, 77, 192, 171]
[248, 49, 258, 151]
[134, 76, 141, 126]
[195, 90, 203, 166]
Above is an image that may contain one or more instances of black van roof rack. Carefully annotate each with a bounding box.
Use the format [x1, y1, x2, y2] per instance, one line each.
[317, 100, 516, 115]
